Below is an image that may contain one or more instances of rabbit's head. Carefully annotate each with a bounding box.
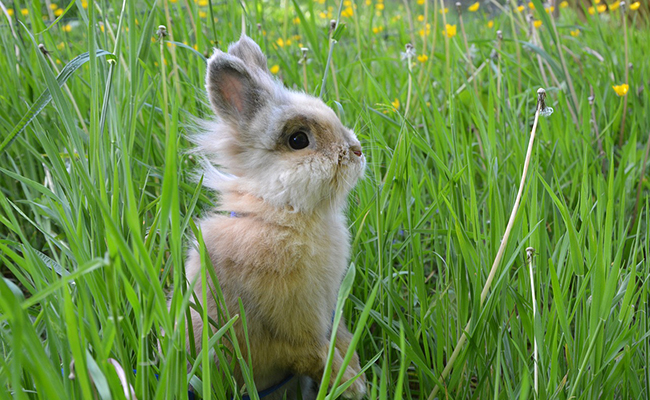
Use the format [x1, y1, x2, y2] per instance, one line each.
[195, 35, 365, 213]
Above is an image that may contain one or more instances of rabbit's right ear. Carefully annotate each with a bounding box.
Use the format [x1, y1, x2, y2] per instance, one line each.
[205, 50, 270, 126]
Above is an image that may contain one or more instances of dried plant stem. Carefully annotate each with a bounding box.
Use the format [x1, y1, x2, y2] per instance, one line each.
[526, 247, 539, 396]
[428, 88, 547, 400]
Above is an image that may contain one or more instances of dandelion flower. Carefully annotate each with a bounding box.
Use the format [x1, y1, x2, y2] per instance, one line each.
[21, 8, 29, 16]
[82, 1, 88, 8]
[54, 8, 63, 16]
[533, 20, 542, 28]
[417, 0, 425, 4]
[376, 3, 384, 10]
[440, 7, 449, 13]
[597, 4, 606, 12]
[630, 1, 640, 10]
[528, 1, 535, 9]
[270, 65, 280, 74]
[545, 6, 555, 12]
[417, 54, 429, 63]
[56, 42, 65, 50]
[293, 16, 301, 24]
[199, 10, 207, 18]
[7, 8, 14, 16]
[63, 24, 72, 32]
[595, 0, 601, 3]
[517, 5, 525, 12]
[588, 6, 596, 14]
[366, 0, 372, 5]
[50, 3, 58, 10]
[276, 38, 285, 47]
[612, 83, 629, 96]
[609, 1, 620, 11]
[468, 2, 479, 11]
[391, 98, 400, 109]
[372, 26, 384, 34]
[342, 6, 354, 16]
[442, 24, 457, 38]
[570, 29, 580, 36]
[198, 0, 208, 5]
[487, 20, 494, 28]
[560, 1, 569, 8]
[417, 14, 425, 21]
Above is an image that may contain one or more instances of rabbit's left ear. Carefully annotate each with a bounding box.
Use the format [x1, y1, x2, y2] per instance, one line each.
[227, 34, 269, 73]
[205, 48, 270, 126]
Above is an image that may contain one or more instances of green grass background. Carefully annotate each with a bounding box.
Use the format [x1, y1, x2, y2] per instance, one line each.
[1, 0, 649, 398]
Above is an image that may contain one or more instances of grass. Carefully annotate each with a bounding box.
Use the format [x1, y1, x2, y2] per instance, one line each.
[1, 0, 649, 399]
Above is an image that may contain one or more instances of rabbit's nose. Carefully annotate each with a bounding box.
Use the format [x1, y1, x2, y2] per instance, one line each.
[350, 145, 363, 157]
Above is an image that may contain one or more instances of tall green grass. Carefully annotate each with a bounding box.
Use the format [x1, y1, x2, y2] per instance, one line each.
[1, 0, 649, 398]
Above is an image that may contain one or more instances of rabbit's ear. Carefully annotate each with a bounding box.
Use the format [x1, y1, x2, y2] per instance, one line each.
[205, 49, 270, 125]
[227, 34, 269, 73]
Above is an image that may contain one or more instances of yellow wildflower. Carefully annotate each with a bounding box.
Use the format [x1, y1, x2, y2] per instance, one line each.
[517, 5, 525, 12]
[21, 8, 29, 16]
[417, 14, 425, 21]
[612, 83, 629, 96]
[391, 98, 400, 109]
[193, 44, 199, 50]
[7, 8, 14, 16]
[570, 29, 580, 36]
[545, 6, 555, 12]
[442, 23, 457, 38]
[597, 4, 606, 12]
[293, 16, 301, 24]
[588, 6, 596, 14]
[468, 2, 479, 12]
[198, 0, 208, 5]
[372, 26, 384, 34]
[54, 8, 63, 16]
[276, 38, 285, 47]
[341, 6, 354, 16]
[82, 1, 88, 8]
[417, 0, 425, 4]
[630, 1, 640, 10]
[56, 42, 65, 50]
[609, 1, 620, 11]
[56, 59, 61, 65]
[50, 4, 58, 10]
[199, 10, 207, 18]
[170, 0, 177, 2]
[99, 23, 105, 32]
[487, 20, 494, 28]
[63, 24, 72, 32]
[560, 1, 569, 8]
[439, 7, 449, 13]
[528, 1, 535, 9]
[417, 54, 428, 63]
[376, 3, 384, 10]
[270, 64, 280, 74]
[533, 19, 542, 28]
[595, 0, 601, 3]
[366, 0, 372, 5]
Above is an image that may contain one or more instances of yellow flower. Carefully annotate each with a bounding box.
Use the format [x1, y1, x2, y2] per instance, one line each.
[588, 6, 596, 14]
[391, 98, 400, 109]
[528, 1, 535, 9]
[170, 0, 177, 2]
[63, 24, 72, 32]
[417, 14, 425, 21]
[99, 23, 105, 32]
[50, 3, 58, 10]
[276, 38, 285, 47]
[54, 8, 63, 16]
[82, 1, 88, 8]
[193, 44, 198, 50]
[595, 0, 601, 3]
[439, 7, 449, 13]
[417, 0, 425, 4]
[570, 29, 580, 36]
[630, 1, 640, 10]
[21, 8, 29, 16]
[376, 3, 384, 10]
[7, 8, 14, 16]
[468, 2, 479, 12]
[341, 6, 354, 16]
[612, 83, 629, 96]
[372, 26, 384, 34]
[270, 64, 280, 74]
[533, 19, 542, 28]
[199, 10, 207, 18]
[560, 1, 569, 8]
[417, 54, 428, 63]
[597, 4, 606, 12]
[56, 42, 65, 50]
[609, 1, 620, 11]
[517, 5, 525, 12]
[545, 6, 555, 12]
[293, 16, 301, 24]
[487, 20, 494, 28]
[198, 0, 208, 5]
[442, 23, 457, 38]
[366, 0, 372, 5]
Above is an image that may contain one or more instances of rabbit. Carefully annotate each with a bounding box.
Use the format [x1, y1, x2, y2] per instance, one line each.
[181, 34, 367, 400]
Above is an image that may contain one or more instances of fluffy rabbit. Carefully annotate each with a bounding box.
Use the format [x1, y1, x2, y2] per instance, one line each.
[182, 34, 366, 399]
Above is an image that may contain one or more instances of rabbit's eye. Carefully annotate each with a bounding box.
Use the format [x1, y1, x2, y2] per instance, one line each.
[289, 131, 309, 150]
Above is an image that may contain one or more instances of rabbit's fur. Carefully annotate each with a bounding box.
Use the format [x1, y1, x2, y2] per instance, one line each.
[182, 34, 366, 399]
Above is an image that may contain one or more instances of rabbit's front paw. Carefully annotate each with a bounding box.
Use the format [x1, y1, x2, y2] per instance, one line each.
[340, 367, 366, 400]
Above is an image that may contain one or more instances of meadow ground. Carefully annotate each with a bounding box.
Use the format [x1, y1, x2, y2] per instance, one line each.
[1, 0, 649, 399]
